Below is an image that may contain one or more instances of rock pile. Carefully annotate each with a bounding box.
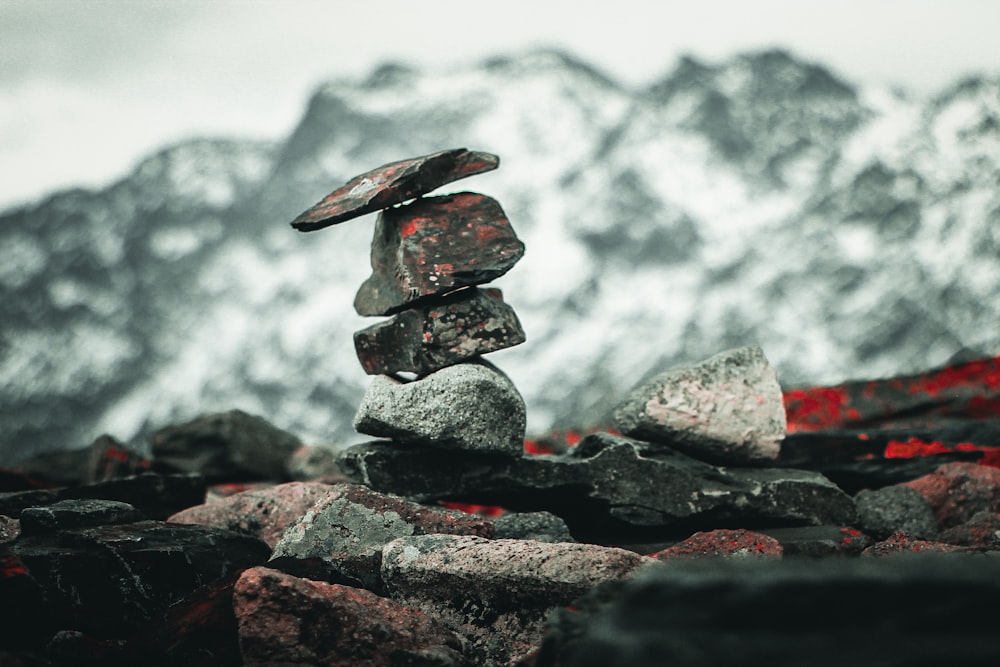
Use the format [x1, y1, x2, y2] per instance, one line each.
[292, 147, 528, 455]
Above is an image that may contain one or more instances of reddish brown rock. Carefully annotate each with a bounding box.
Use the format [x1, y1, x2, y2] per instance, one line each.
[860, 532, 976, 557]
[354, 287, 526, 376]
[233, 566, 463, 667]
[168, 481, 337, 548]
[354, 192, 525, 316]
[650, 528, 783, 560]
[903, 462, 1000, 528]
[290, 148, 499, 231]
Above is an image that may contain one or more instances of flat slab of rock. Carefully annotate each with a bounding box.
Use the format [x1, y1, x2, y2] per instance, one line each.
[290, 147, 499, 231]
[353, 361, 527, 455]
[167, 481, 337, 548]
[234, 567, 463, 667]
[354, 192, 525, 315]
[19, 499, 145, 536]
[649, 528, 783, 560]
[270, 483, 492, 590]
[152, 409, 301, 481]
[613, 345, 786, 465]
[354, 287, 526, 376]
[338, 432, 857, 542]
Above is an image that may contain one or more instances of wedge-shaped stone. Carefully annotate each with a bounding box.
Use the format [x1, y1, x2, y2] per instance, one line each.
[612, 345, 786, 465]
[290, 147, 499, 231]
[353, 361, 526, 455]
[354, 192, 525, 315]
[354, 287, 526, 376]
[337, 432, 857, 542]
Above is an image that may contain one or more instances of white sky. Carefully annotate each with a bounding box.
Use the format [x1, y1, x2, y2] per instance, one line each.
[1, 0, 997, 212]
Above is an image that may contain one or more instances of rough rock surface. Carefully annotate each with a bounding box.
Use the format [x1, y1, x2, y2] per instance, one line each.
[354, 287, 525, 376]
[493, 511, 574, 543]
[759, 525, 874, 557]
[270, 483, 492, 591]
[860, 532, 976, 557]
[0, 521, 270, 646]
[0, 514, 19, 543]
[152, 409, 302, 481]
[339, 432, 857, 542]
[354, 192, 525, 316]
[167, 481, 336, 548]
[233, 566, 464, 667]
[285, 445, 351, 483]
[289, 147, 499, 231]
[650, 528, 783, 560]
[534, 555, 1000, 667]
[19, 499, 145, 536]
[903, 461, 1000, 528]
[854, 484, 938, 540]
[353, 360, 527, 455]
[612, 344, 786, 465]
[937, 510, 1000, 549]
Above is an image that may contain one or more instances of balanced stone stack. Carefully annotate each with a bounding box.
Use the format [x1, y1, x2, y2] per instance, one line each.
[290, 148, 528, 455]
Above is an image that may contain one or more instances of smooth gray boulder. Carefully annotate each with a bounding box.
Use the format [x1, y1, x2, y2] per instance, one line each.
[352, 360, 526, 455]
[612, 345, 786, 465]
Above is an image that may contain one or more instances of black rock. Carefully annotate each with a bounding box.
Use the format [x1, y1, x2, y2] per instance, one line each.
[354, 287, 525, 376]
[19, 499, 145, 536]
[290, 148, 499, 231]
[354, 192, 525, 316]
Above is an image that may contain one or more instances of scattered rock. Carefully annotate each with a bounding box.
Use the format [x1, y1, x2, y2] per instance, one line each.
[19, 499, 145, 536]
[534, 556, 1000, 667]
[759, 525, 874, 557]
[285, 444, 351, 483]
[233, 566, 464, 667]
[903, 461, 1000, 528]
[338, 432, 857, 542]
[937, 510, 1000, 549]
[354, 192, 525, 316]
[152, 409, 302, 482]
[353, 360, 527, 455]
[167, 481, 337, 548]
[86, 434, 152, 483]
[612, 345, 786, 465]
[0, 515, 19, 543]
[650, 528, 783, 560]
[270, 483, 492, 591]
[290, 147, 499, 231]
[860, 532, 976, 557]
[493, 511, 574, 543]
[354, 287, 526, 375]
[854, 484, 938, 540]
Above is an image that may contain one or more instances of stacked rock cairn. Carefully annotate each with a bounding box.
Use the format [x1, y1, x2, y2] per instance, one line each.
[290, 148, 529, 456]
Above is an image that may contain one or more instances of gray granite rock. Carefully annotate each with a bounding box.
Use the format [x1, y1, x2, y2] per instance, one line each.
[855, 484, 938, 540]
[612, 345, 786, 465]
[493, 511, 574, 543]
[353, 360, 526, 455]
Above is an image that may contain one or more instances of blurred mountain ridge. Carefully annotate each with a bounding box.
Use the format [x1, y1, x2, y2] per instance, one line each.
[2, 47, 998, 462]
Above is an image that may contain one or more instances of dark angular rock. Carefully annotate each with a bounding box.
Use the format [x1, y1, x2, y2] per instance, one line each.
[759, 525, 874, 557]
[0, 472, 206, 520]
[534, 556, 1000, 667]
[854, 484, 938, 540]
[937, 510, 1000, 549]
[612, 345, 786, 465]
[285, 444, 351, 483]
[337, 433, 857, 543]
[167, 481, 337, 548]
[290, 147, 499, 231]
[0, 521, 270, 647]
[19, 499, 145, 536]
[493, 511, 574, 543]
[649, 528, 783, 560]
[85, 434, 152, 483]
[152, 409, 302, 482]
[354, 192, 525, 316]
[270, 483, 492, 591]
[353, 360, 527, 455]
[354, 287, 526, 376]
[903, 462, 1000, 528]
[233, 566, 465, 667]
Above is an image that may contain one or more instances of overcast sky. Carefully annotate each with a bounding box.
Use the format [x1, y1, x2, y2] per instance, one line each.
[1, 0, 997, 212]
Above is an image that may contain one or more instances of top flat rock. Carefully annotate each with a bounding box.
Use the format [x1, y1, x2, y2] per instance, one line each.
[290, 148, 500, 231]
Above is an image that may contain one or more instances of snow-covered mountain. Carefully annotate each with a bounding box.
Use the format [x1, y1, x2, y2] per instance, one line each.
[2, 48, 998, 463]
